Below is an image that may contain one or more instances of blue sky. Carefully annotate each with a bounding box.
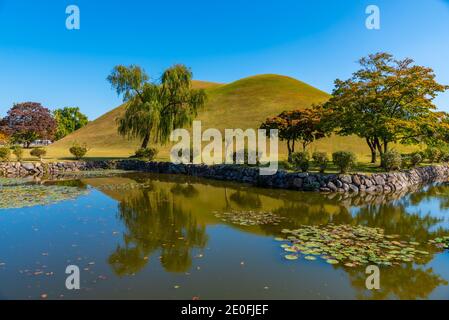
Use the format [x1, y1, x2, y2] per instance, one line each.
[0, 0, 448, 120]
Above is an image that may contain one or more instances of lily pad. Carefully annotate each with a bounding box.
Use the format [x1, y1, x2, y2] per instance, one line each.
[304, 256, 317, 261]
[275, 224, 427, 267]
[0, 185, 89, 209]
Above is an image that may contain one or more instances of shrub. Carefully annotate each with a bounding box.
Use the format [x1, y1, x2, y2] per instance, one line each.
[424, 147, 442, 163]
[233, 147, 259, 166]
[312, 151, 328, 173]
[441, 152, 449, 163]
[291, 151, 310, 172]
[11, 146, 24, 161]
[332, 151, 356, 174]
[134, 147, 158, 161]
[69, 143, 89, 160]
[0, 146, 11, 161]
[30, 147, 46, 160]
[381, 150, 402, 171]
[409, 152, 423, 167]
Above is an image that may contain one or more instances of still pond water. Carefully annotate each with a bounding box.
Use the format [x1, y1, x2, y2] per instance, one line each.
[1, 171, 449, 300]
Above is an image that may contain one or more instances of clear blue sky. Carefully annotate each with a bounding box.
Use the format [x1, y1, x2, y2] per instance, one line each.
[1, 0, 448, 120]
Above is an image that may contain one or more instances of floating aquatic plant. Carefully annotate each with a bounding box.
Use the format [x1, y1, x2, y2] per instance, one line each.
[214, 210, 283, 226]
[278, 224, 429, 267]
[0, 185, 89, 209]
[0, 177, 32, 187]
[59, 170, 130, 178]
[429, 237, 449, 249]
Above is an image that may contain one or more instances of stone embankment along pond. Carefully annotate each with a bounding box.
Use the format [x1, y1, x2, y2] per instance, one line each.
[1, 160, 449, 194]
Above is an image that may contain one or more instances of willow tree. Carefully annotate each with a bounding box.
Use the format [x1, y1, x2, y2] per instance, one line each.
[107, 64, 206, 149]
[322, 52, 448, 164]
[156, 65, 207, 143]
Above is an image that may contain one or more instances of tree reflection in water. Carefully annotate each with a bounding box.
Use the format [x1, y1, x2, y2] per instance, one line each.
[258, 184, 449, 299]
[109, 182, 207, 275]
[104, 174, 449, 299]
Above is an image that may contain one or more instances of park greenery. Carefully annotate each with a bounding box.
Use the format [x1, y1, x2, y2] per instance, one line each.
[53, 107, 89, 140]
[0, 103, 88, 155]
[133, 147, 158, 161]
[0, 52, 448, 174]
[0, 102, 56, 148]
[11, 146, 24, 161]
[321, 52, 449, 165]
[69, 142, 89, 160]
[107, 64, 207, 152]
[30, 147, 47, 160]
[260, 52, 449, 173]
[260, 107, 330, 161]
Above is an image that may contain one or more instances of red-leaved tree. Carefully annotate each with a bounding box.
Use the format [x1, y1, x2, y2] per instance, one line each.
[0, 102, 57, 148]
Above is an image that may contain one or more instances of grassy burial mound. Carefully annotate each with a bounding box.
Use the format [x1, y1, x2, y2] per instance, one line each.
[48, 74, 413, 161]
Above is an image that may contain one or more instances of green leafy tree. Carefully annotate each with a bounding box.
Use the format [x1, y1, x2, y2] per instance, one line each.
[323, 52, 448, 164]
[107, 64, 207, 149]
[260, 107, 329, 161]
[53, 107, 88, 140]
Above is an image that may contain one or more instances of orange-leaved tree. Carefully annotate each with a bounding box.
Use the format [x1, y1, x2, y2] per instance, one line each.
[322, 52, 448, 164]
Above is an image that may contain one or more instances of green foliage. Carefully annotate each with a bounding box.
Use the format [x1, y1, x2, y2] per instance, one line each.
[291, 151, 310, 172]
[381, 150, 403, 171]
[0, 146, 11, 161]
[260, 107, 330, 160]
[332, 151, 356, 174]
[54, 107, 89, 140]
[11, 145, 24, 161]
[440, 151, 449, 163]
[30, 147, 46, 160]
[108, 64, 207, 149]
[322, 52, 449, 162]
[232, 147, 259, 165]
[134, 147, 158, 161]
[69, 142, 89, 160]
[409, 152, 423, 167]
[312, 151, 328, 173]
[424, 147, 442, 163]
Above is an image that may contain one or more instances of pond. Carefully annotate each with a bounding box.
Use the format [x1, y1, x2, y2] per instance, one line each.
[1, 171, 449, 300]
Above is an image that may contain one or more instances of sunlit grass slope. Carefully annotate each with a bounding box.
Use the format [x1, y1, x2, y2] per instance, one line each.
[47, 75, 415, 162]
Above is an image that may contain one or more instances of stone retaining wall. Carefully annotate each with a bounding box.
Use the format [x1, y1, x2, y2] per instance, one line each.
[1, 160, 449, 194]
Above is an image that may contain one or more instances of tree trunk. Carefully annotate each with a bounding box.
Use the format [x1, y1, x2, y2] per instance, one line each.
[366, 138, 377, 164]
[287, 140, 292, 162]
[374, 137, 385, 168]
[141, 133, 150, 149]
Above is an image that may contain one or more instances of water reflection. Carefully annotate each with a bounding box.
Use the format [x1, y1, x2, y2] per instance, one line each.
[88, 173, 449, 299]
[348, 265, 448, 300]
[108, 182, 207, 275]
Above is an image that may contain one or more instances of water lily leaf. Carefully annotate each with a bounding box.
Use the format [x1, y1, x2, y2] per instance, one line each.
[304, 256, 316, 261]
